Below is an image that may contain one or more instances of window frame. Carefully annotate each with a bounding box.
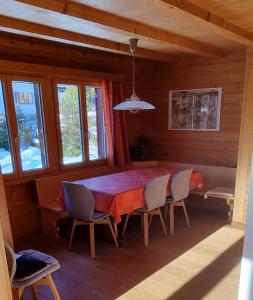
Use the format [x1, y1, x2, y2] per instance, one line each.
[85, 84, 107, 161]
[0, 75, 18, 178]
[53, 79, 107, 170]
[2, 75, 52, 178]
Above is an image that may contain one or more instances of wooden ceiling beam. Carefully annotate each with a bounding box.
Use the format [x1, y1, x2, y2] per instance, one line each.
[15, 0, 225, 57]
[0, 15, 174, 62]
[160, 0, 253, 47]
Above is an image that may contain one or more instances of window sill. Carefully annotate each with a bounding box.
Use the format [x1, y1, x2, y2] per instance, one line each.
[4, 159, 108, 186]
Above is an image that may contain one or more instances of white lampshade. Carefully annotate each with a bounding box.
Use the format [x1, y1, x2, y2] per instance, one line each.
[113, 100, 155, 110]
[114, 93, 155, 112]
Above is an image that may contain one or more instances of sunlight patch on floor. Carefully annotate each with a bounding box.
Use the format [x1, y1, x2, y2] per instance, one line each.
[117, 226, 244, 300]
[203, 262, 241, 300]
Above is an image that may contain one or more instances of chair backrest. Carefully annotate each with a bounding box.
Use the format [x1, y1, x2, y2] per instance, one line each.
[62, 181, 95, 221]
[171, 168, 193, 202]
[4, 242, 16, 283]
[144, 174, 170, 210]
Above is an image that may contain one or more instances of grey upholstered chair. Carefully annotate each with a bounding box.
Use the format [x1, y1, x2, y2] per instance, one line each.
[5, 243, 60, 300]
[165, 168, 193, 235]
[122, 174, 170, 246]
[62, 181, 119, 258]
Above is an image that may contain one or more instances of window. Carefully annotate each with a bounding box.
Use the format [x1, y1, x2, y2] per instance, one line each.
[0, 77, 48, 175]
[12, 81, 48, 171]
[0, 81, 14, 174]
[86, 86, 106, 160]
[56, 81, 107, 166]
[57, 84, 84, 165]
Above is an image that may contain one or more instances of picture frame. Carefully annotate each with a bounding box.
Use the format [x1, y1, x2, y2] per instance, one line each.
[168, 87, 222, 131]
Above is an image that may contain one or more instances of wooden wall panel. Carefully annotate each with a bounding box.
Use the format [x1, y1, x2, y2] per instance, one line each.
[0, 32, 138, 240]
[127, 51, 246, 168]
[0, 174, 13, 247]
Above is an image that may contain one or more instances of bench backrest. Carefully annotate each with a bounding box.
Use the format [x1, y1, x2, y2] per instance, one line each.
[158, 161, 236, 188]
[35, 166, 116, 209]
[129, 161, 236, 188]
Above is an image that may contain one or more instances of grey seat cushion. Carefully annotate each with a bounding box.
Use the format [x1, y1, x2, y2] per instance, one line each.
[13, 249, 60, 288]
[91, 211, 108, 220]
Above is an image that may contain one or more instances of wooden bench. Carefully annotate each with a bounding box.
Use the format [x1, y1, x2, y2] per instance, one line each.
[130, 161, 236, 222]
[160, 162, 236, 223]
[190, 185, 235, 223]
[35, 166, 117, 238]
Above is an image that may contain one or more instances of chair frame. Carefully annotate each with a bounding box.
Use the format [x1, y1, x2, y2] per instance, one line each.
[122, 175, 169, 246]
[165, 169, 192, 234]
[69, 216, 119, 258]
[122, 208, 167, 246]
[12, 274, 60, 300]
[5, 242, 61, 300]
[166, 199, 190, 235]
[63, 181, 119, 258]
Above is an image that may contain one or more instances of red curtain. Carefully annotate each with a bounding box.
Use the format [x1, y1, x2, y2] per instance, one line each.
[102, 80, 131, 166]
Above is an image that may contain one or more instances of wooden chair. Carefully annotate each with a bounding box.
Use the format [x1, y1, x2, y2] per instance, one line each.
[165, 169, 193, 235]
[5, 243, 60, 300]
[122, 174, 170, 246]
[62, 181, 119, 258]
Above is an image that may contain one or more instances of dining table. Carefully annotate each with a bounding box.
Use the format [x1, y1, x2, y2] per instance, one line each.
[59, 167, 204, 236]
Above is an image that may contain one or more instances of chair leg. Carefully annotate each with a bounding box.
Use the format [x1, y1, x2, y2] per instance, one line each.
[143, 213, 149, 246]
[89, 223, 95, 258]
[122, 214, 130, 237]
[164, 204, 168, 221]
[46, 274, 61, 300]
[29, 285, 37, 300]
[182, 200, 190, 227]
[158, 208, 167, 237]
[169, 204, 174, 235]
[12, 287, 24, 300]
[148, 214, 153, 227]
[107, 217, 119, 247]
[68, 219, 76, 249]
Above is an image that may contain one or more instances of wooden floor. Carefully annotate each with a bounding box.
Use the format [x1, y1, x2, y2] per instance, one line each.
[15, 208, 244, 300]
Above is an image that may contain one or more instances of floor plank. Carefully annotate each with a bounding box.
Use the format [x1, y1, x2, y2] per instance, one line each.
[15, 208, 244, 300]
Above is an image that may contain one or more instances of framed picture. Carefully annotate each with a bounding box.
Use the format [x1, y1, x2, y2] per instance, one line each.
[169, 87, 222, 131]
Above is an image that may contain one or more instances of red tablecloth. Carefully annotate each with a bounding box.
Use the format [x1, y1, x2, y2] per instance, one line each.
[59, 168, 203, 224]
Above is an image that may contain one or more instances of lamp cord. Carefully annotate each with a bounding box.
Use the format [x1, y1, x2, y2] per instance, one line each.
[132, 51, 135, 95]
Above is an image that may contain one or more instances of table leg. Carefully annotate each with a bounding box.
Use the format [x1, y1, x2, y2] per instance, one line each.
[113, 223, 118, 239]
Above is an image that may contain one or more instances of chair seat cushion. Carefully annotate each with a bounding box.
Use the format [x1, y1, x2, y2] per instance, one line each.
[91, 211, 108, 220]
[15, 255, 47, 279]
[13, 249, 60, 288]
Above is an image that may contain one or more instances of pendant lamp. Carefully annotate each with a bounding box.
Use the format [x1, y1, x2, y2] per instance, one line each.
[113, 38, 155, 113]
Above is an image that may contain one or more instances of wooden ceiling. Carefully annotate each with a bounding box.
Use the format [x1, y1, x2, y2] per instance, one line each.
[0, 0, 252, 61]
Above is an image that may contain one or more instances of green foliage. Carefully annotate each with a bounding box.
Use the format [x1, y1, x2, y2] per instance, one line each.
[16, 107, 38, 149]
[60, 86, 82, 158]
[0, 119, 10, 150]
[86, 86, 96, 112]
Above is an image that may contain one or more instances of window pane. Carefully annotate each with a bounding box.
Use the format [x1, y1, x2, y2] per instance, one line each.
[0, 81, 14, 174]
[12, 81, 48, 171]
[86, 86, 106, 160]
[57, 84, 83, 165]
